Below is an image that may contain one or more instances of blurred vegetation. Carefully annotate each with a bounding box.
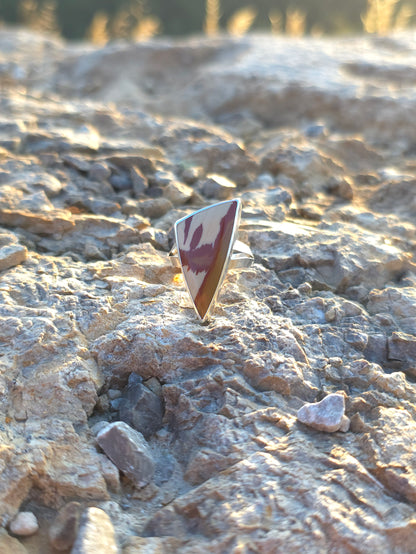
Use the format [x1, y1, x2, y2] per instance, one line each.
[0, 0, 414, 40]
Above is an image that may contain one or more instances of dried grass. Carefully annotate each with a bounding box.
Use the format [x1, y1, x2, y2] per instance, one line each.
[362, 0, 412, 34]
[38, 1, 59, 34]
[394, 3, 413, 29]
[17, 0, 414, 44]
[310, 24, 324, 37]
[285, 7, 306, 36]
[18, 0, 60, 34]
[95, 0, 161, 42]
[269, 9, 282, 34]
[19, 0, 38, 27]
[87, 12, 109, 45]
[133, 16, 161, 41]
[110, 9, 131, 39]
[204, 0, 220, 35]
[227, 6, 257, 36]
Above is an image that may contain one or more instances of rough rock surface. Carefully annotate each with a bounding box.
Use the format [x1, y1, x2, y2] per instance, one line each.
[0, 528, 28, 553]
[1, 26, 416, 553]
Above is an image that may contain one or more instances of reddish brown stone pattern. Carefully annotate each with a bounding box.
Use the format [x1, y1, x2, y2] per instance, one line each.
[176, 200, 239, 319]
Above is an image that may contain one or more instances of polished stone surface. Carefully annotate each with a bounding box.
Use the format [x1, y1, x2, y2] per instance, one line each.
[175, 199, 240, 320]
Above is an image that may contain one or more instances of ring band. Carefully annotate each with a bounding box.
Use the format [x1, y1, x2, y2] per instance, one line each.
[169, 240, 253, 270]
[169, 199, 253, 321]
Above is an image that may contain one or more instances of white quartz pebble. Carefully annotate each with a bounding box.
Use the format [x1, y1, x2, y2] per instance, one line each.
[9, 511, 39, 536]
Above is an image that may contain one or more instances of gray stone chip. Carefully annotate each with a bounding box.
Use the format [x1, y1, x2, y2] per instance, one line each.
[97, 421, 155, 487]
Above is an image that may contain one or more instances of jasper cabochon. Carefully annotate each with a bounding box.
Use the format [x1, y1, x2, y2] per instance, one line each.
[175, 199, 241, 320]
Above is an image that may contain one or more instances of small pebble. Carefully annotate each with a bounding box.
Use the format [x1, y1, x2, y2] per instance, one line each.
[325, 307, 337, 322]
[83, 242, 107, 261]
[298, 282, 312, 295]
[136, 198, 173, 219]
[9, 511, 39, 537]
[253, 173, 274, 189]
[62, 155, 90, 173]
[305, 123, 327, 137]
[107, 389, 122, 400]
[131, 166, 148, 196]
[374, 313, 394, 326]
[109, 397, 123, 411]
[97, 421, 155, 487]
[297, 393, 346, 433]
[181, 165, 202, 184]
[110, 173, 131, 191]
[201, 174, 236, 200]
[119, 373, 164, 438]
[146, 186, 164, 198]
[90, 420, 110, 436]
[88, 162, 111, 182]
[164, 181, 193, 206]
[70, 507, 117, 554]
[345, 330, 368, 350]
[149, 169, 175, 187]
[138, 227, 169, 250]
[49, 501, 82, 551]
[327, 176, 354, 200]
[339, 415, 351, 433]
[329, 357, 343, 368]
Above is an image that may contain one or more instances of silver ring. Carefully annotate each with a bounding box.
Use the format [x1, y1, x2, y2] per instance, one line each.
[169, 199, 253, 321]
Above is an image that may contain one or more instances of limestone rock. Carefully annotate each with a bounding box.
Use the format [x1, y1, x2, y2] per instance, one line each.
[261, 143, 343, 196]
[163, 181, 193, 206]
[0, 204, 74, 234]
[297, 393, 346, 432]
[201, 174, 237, 200]
[136, 197, 173, 219]
[96, 421, 155, 487]
[70, 507, 117, 554]
[0, 232, 27, 271]
[251, 220, 411, 292]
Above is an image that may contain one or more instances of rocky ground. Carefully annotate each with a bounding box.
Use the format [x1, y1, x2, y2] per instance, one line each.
[1, 26, 416, 553]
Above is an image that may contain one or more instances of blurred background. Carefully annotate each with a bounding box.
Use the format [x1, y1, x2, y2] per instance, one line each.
[0, 0, 415, 42]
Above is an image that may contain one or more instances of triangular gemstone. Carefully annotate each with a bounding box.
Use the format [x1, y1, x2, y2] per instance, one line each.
[175, 199, 241, 320]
